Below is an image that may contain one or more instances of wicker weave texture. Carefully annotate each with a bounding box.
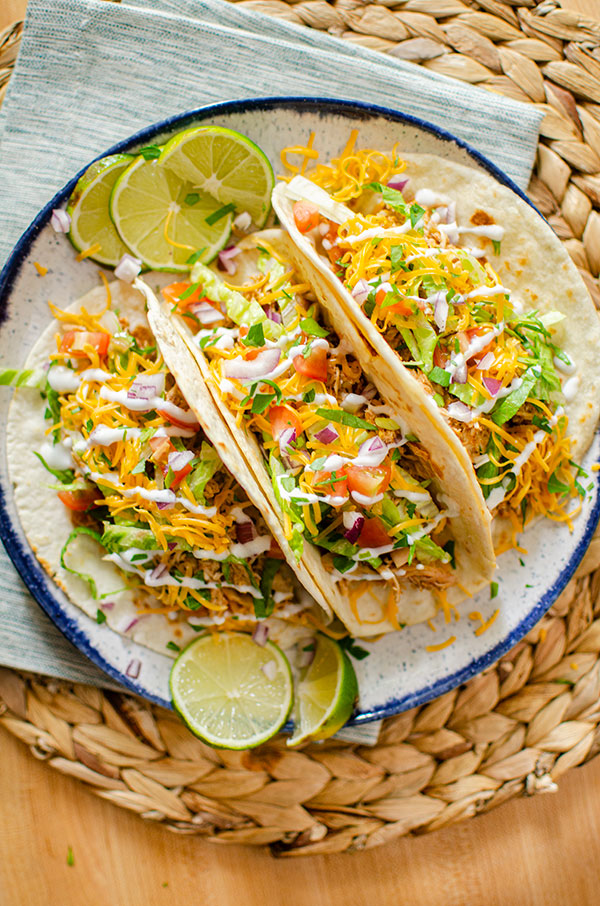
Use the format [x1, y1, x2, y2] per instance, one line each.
[1, 0, 600, 856]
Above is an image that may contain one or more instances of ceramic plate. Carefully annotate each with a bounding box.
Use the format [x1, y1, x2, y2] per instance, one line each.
[1, 97, 599, 721]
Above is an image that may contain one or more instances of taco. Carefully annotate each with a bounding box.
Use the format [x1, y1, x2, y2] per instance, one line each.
[4, 280, 325, 658]
[272, 140, 600, 544]
[152, 229, 496, 637]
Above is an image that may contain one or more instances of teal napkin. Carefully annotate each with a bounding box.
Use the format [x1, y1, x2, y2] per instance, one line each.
[0, 0, 543, 692]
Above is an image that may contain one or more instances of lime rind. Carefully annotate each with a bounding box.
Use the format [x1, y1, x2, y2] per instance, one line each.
[67, 153, 135, 267]
[109, 154, 232, 272]
[170, 632, 293, 749]
[159, 126, 274, 228]
[288, 634, 358, 747]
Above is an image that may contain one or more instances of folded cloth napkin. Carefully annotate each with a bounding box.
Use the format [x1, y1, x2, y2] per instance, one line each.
[0, 0, 543, 702]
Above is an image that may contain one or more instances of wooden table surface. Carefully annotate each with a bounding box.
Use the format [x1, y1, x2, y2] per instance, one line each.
[2, 0, 600, 903]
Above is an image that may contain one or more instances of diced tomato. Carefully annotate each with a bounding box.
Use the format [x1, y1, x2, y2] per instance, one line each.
[60, 330, 110, 359]
[321, 220, 341, 265]
[156, 408, 200, 432]
[293, 345, 328, 383]
[293, 200, 319, 234]
[165, 460, 192, 490]
[161, 281, 205, 310]
[463, 327, 495, 361]
[57, 487, 99, 512]
[149, 435, 173, 463]
[269, 405, 303, 442]
[357, 516, 391, 549]
[268, 538, 286, 560]
[433, 343, 449, 369]
[346, 462, 391, 499]
[312, 469, 349, 499]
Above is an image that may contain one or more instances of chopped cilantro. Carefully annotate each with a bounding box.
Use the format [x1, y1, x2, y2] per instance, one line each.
[390, 245, 409, 273]
[300, 317, 328, 338]
[66, 846, 75, 867]
[548, 470, 570, 496]
[244, 323, 265, 347]
[333, 554, 355, 574]
[186, 248, 206, 265]
[205, 203, 236, 226]
[178, 281, 201, 301]
[338, 636, 370, 660]
[184, 193, 200, 206]
[409, 203, 425, 228]
[532, 415, 552, 434]
[303, 388, 316, 403]
[96, 608, 107, 624]
[492, 239, 502, 255]
[166, 641, 181, 653]
[251, 393, 276, 414]
[490, 581, 499, 599]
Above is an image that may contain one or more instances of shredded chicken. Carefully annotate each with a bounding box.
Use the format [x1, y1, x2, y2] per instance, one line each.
[403, 563, 455, 590]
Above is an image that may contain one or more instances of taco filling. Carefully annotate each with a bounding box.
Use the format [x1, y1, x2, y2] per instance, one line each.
[160, 238, 463, 616]
[274, 138, 589, 539]
[8, 287, 304, 628]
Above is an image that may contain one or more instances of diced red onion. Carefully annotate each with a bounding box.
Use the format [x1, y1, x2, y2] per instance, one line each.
[265, 305, 282, 324]
[352, 279, 370, 306]
[114, 253, 142, 283]
[118, 614, 143, 634]
[167, 542, 177, 551]
[477, 352, 495, 371]
[150, 561, 169, 581]
[188, 301, 224, 325]
[167, 450, 194, 472]
[453, 362, 468, 385]
[157, 500, 174, 510]
[278, 427, 297, 469]
[447, 401, 473, 423]
[233, 211, 252, 232]
[125, 658, 142, 679]
[127, 373, 165, 401]
[217, 245, 241, 275]
[252, 623, 269, 647]
[358, 435, 388, 467]
[236, 520, 256, 545]
[223, 348, 281, 381]
[432, 291, 448, 331]
[343, 510, 365, 544]
[261, 659, 278, 680]
[483, 376, 502, 397]
[315, 424, 339, 445]
[100, 601, 115, 611]
[386, 175, 409, 193]
[51, 208, 71, 233]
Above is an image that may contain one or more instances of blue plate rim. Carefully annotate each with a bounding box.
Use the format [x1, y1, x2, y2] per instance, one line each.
[0, 94, 597, 721]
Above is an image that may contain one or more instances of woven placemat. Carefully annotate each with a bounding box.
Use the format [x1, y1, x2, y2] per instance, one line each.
[2, 0, 600, 856]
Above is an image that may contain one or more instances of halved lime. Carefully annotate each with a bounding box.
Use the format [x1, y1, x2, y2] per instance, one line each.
[109, 155, 231, 272]
[288, 634, 358, 747]
[170, 632, 293, 749]
[159, 126, 274, 228]
[67, 154, 135, 266]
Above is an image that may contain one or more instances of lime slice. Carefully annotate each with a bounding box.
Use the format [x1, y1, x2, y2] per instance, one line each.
[109, 155, 231, 272]
[67, 154, 135, 266]
[170, 632, 293, 749]
[288, 634, 358, 747]
[159, 126, 274, 228]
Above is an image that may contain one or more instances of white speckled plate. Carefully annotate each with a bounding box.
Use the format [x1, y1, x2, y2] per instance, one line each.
[1, 98, 599, 722]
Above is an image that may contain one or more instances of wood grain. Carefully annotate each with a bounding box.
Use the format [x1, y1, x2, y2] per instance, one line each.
[2, 0, 600, 903]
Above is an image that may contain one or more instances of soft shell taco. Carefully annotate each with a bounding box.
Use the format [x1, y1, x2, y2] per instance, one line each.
[154, 229, 496, 637]
[5, 280, 325, 658]
[272, 140, 600, 545]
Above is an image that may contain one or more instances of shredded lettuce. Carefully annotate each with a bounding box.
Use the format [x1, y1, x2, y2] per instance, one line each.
[33, 452, 75, 485]
[270, 453, 304, 560]
[255, 558, 282, 618]
[60, 527, 124, 599]
[191, 261, 282, 340]
[188, 442, 221, 504]
[492, 365, 540, 425]
[101, 523, 157, 553]
[0, 367, 46, 388]
[413, 536, 450, 564]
